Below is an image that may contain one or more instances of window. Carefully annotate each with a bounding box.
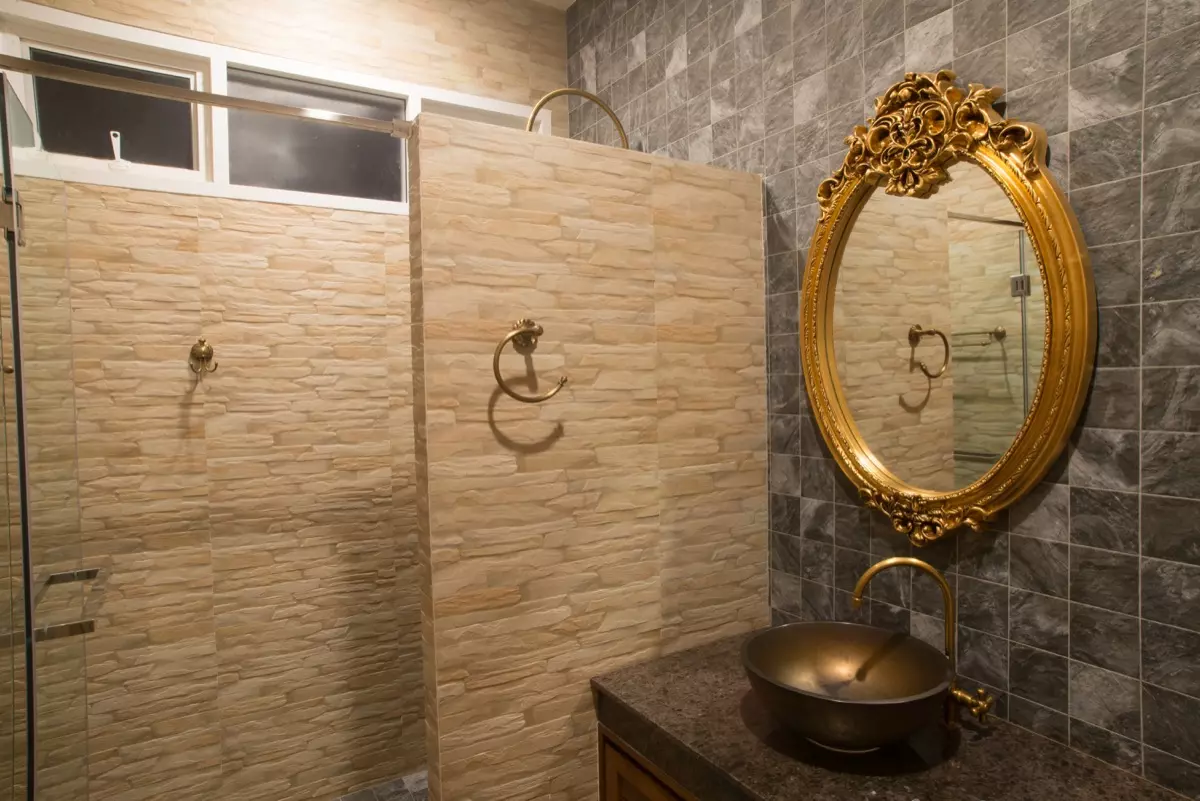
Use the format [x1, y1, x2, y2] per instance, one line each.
[4, 3, 537, 211]
[226, 68, 406, 202]
[29, 48, 196, 170]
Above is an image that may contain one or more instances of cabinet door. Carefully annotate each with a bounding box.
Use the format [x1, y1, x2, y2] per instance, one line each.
[603, 742, 683, 801]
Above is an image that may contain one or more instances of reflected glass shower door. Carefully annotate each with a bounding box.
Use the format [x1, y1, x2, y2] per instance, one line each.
[947, 213, 1046, 488]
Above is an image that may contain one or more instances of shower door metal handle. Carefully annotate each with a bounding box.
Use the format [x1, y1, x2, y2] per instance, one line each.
[0, 619, 96, 648]
[33, 568, 101, 610]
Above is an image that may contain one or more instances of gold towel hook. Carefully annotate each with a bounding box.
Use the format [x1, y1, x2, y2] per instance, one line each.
[526, 88, 629, 149]
[493, 319, 567, 404]
[908, 324, 950, 379]
[188, 337, 218, 374]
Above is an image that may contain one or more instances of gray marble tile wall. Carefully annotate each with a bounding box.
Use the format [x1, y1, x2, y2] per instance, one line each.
[337, 770, 427, 801]
[566, 0, 1200, 797]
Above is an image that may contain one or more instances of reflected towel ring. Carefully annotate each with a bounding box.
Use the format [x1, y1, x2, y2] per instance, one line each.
[493, 319, 568, 404]
[908, 324, 950, 379]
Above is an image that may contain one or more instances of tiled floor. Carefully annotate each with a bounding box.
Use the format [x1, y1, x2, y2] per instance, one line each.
[337, 769, 427, 801]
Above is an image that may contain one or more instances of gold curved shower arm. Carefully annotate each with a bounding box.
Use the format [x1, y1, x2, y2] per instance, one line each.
[526, 88, 629, 150]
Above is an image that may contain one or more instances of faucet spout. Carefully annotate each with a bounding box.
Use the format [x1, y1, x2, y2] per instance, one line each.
[852, 556, 994, 723]
[852, 556, 956, 674]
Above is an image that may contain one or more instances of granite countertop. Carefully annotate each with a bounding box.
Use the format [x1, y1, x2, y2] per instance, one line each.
[592, 633, 1182, 801]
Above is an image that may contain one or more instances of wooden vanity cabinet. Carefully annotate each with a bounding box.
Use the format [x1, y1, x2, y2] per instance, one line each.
[599, 726, 696, 801]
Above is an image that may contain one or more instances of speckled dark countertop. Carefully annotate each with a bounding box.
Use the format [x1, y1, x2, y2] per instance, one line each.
[592, 633, 1183, 801]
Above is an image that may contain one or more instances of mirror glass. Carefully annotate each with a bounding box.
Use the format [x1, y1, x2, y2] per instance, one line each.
[832, 161, 1047, 492]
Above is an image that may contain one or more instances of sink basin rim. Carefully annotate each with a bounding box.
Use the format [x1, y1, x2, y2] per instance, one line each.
[742, 621, 953, 707]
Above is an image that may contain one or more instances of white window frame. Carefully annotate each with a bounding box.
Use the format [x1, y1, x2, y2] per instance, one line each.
[0, 0, 552, 215]
[21, 40, 210, 182]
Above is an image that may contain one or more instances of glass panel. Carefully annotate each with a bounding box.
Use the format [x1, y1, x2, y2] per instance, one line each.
[947, 216, 1028, 488]
[227, 67, 405, 200]
[29, 49, 196, 169]
[6, 73, 90, 800]
[0, 75, 29, 801]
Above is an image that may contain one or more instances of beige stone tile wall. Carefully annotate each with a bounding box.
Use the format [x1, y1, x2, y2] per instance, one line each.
[15, 179, 80, 586]
[29, 0, 570, 135]
[410, 113, 767, 801]
[198, 197, 418, 801]
[16, 179, 421, 801]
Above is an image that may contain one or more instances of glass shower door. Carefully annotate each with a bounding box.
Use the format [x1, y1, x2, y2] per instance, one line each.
[0, 71, 92, 801]
[0, 73, 32, 801]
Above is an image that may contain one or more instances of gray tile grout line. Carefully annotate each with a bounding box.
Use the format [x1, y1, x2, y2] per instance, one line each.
[1138, 0, 1150, 774]
[955, 609, 1200, 717]
[1058, 0, 1070, 685]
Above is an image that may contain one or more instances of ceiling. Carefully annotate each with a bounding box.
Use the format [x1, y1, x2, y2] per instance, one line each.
[530, 0, 574, 9]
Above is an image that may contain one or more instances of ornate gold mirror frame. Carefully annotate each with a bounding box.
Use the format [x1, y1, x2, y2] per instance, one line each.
[801, 71, 1096, 546]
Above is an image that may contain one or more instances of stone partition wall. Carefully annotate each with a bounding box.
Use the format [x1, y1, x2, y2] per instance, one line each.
[567, 0, 1200, 797]
[15, 180, 421, 801]
[410, 113, 766, 801]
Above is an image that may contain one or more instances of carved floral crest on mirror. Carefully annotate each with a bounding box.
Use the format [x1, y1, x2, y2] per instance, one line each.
[801, 70, 1096, 547]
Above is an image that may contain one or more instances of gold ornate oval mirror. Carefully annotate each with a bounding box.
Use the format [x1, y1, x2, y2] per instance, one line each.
[802, 71, 1095, 546]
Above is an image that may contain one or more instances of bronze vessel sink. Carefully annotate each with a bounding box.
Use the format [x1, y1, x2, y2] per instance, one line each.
[744, 557, 994, 752]
[742, 621, 952, 751]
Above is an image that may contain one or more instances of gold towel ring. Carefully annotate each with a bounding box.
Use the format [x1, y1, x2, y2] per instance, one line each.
[526, 88, 629, 149]
[908, 325, 950, 379]
[493, 319, 567, 404]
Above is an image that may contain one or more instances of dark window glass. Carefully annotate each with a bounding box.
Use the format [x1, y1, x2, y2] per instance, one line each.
[227, 69, 405, 202]
[30, 48, 195, 169]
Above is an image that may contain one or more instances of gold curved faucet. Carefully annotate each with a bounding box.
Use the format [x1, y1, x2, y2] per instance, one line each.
[853, 556, 994, 723]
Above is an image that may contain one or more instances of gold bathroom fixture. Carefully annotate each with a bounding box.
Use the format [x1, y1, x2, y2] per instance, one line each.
[800, 70, 1095, 544]
[953, 326, 1007, 347]
[493, 319, 567, 404]
[742, 620, 952, 751]
[526, 88, 629, 149]
[853, 556, 995, 723]
[188, 338, 217, 374]
[908, 324, 950, 379]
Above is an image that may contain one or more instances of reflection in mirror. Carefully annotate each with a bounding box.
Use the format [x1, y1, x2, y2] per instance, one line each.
[832, 161, 1046, 491]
